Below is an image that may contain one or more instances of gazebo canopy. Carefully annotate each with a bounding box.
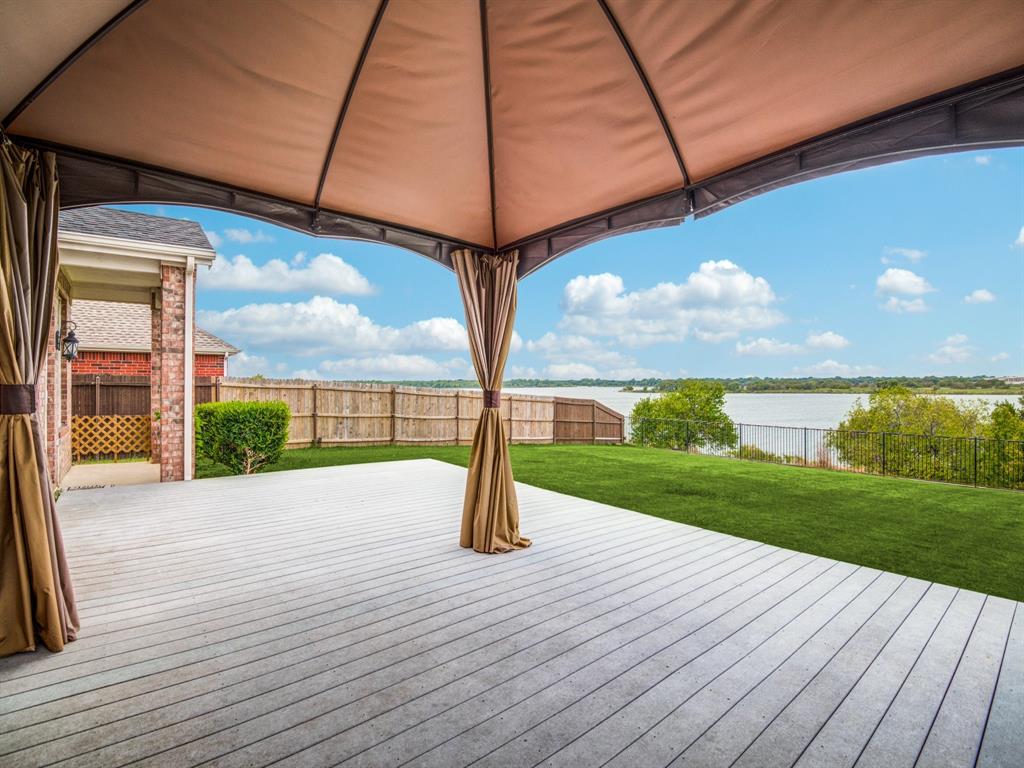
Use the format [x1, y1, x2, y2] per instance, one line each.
[3, 0, 1024, 275]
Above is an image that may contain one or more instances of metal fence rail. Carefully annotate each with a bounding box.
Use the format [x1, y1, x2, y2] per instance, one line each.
[632, 417, 1024, 491]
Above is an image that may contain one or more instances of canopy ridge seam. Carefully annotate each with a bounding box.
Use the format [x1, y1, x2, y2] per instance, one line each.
[480, 0, 499, 252]
[312, 0, 390, 228]
[2, 0, 151, 129]
[595, 0, 691, 187]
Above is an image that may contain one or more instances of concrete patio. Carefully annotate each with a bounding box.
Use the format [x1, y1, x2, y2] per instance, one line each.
[61, 461, 161, 490]
[0, 459, 1019, 767]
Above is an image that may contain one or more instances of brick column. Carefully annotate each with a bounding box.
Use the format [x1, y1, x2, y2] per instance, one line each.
[41, 289, 75, 486]
[150, 298, 162, 467]
[43, 305, 57, 482]
[58, 296, 73, 483]
[157, 265, 187, 481]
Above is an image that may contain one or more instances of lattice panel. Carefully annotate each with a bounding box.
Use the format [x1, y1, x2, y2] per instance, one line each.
[72, 415, 151, 459]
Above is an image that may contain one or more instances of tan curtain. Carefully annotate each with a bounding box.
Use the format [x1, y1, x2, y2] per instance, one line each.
[452, 249, 530, 553]
[0, 138, 78, 655]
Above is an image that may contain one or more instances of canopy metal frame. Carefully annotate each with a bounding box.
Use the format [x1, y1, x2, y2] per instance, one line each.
[4, 1, 1023, 277]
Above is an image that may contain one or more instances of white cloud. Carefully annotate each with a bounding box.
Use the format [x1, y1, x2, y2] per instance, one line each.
[974, 155, 992, 166]
[527, 332, 631, 367]
[544, 362, 600, 379]
[401, 317, 469, 351]
[963, 288, 996, 304]
[204, 229, 223, 248]
[318, 354, 471, 380]
[605, 366, 667, 379]
[882, 297, 929, 314]
[290, 369, 324, 381]
[223, 227, 273, 244]
[523, 332, 665, 378]
[197, 296, 466, 357]
[792, 360, 882, 376]
[202, 253, 373, 295]
[508, 365, 539, 378]
[876, 268, 934, 295]
[1014, 226, 1024, 248]
[226, 351, 269, 377]
[735, 337, 803, 356]
[927, 334, 974, 365]
[881, 246, 926, 265]
[806, 331, 850, 350]
[991, 352, 1010, 362]
[559, 261, 784, 345]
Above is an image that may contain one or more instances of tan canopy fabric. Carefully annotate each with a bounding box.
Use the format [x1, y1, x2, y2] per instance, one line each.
[0, 140, 79, 655]
[452, 249, 529, 554]
[3, 0, 1023, 275]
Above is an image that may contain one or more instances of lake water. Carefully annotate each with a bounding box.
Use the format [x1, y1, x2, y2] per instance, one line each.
[503, 386, 1014, 431]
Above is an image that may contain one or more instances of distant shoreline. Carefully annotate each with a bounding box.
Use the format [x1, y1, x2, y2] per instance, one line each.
[248, 376, 1023, 397]
[619, 388, 1023, 396]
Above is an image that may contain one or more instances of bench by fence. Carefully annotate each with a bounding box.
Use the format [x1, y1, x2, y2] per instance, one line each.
[214, 379, 624, 449]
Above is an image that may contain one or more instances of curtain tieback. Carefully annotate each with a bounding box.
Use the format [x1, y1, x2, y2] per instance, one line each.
[0, 384, 36, 414]
[482, 389, 501, 408]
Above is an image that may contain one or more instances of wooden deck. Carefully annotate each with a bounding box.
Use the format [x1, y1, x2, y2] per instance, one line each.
[0, 458, 1020, 768]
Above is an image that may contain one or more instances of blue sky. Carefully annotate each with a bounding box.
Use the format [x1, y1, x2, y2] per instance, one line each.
[123, 148, 1023, 380]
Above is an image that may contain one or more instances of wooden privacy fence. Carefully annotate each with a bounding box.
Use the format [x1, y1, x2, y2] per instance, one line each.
[72, 414, 151, 460]
[214, 379, 624, 449]
[73, 374, 216, 415]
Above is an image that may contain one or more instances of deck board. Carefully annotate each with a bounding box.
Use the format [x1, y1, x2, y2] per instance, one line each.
[0, 458, 1019, 768]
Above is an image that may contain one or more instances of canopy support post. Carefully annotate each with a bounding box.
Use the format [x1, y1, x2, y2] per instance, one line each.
[452, 249, 529, 553]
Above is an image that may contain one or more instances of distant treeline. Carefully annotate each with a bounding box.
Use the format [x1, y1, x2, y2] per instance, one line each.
[650, 376, 1023, 394]
[375, 376, 1022, 393]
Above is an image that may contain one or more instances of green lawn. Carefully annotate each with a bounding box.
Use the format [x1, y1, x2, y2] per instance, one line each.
[197, 444, 1024, 601]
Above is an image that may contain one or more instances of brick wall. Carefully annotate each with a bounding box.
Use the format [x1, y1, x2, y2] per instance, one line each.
[73, 351, 151, 376]
[74, 350, 224, 378]
[194, 354, 226, 377]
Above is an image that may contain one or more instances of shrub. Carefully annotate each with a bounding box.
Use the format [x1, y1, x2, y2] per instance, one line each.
[195, 400, 290, 475]
[630, 380, 738, 450]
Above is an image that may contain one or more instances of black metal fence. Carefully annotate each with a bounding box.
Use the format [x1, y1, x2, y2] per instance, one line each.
[632, 418, 1024, 491]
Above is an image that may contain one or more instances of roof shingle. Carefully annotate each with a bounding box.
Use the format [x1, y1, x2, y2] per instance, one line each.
[59, 207, 214, 250]
[70, 300, 238, 355]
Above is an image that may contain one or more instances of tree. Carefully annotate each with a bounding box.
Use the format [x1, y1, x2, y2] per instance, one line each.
[828, 387, 1020, 486]
[835, 386, 990, 437]
[631, 380, 737, 450]
[987, 397, 1024, 442]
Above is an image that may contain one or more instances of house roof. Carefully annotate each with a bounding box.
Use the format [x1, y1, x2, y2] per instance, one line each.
[70, 300, 239, 356]
[59, 207, 213, 251]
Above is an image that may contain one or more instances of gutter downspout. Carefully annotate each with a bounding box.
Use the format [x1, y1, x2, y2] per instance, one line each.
[184, 256, 195, 480]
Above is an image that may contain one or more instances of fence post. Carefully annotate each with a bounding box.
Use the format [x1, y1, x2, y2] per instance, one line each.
[310, 382, 318, 447]
[94, 375, 101, 415]
[684, 420, 690, 451]
[390, 386, 396, 445]
[803, 427, 808, 465]
[738, 423, 743, 456]
[973, 436, 978, 487]
[214, 377, 221, 402]
[881, 432, 887, 476]
[592, 401, 597, 445]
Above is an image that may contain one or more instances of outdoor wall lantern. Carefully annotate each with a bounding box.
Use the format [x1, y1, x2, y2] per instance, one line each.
[56, 321, 79, 362]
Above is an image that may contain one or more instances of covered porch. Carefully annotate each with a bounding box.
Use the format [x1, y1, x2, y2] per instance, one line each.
[1, 460, 1019, 767]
